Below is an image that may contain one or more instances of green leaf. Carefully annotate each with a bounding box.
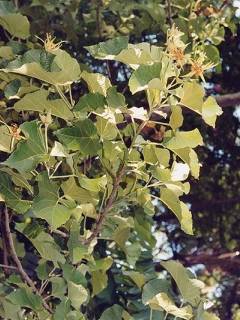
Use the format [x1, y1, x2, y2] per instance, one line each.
[4, 79, 21, 99]
[6, 288, 42, 311]
[0, 13, 30, 39]
[180, 83, 222, 127]
[161, 260, 201, 306]
[62, 264, 88, 287]
[90, 256, 113, 272]
[0, 125, 12, 153]
[85, 36, 129, 59]
[55, 119, 101, 155]
[202, 96, 222, 128]
[201, 312, 220, 320]
[170, 105, 183, 130]
[67, 281, 88, 310]
[99, 304, 124, 320]
[96, 116, 118, 141]
[147, 292, 193, 319]
[160, 188, 193, 235]
[171, 148, 200, 179]
[106, 86, 126, 108]
[142, 279, 170, 305]
[14, 89, 74, 120]
[3, 120, 48, 173]
[125, 242, 141, 267]
[0, 172, 31, 213]
[129, 63, 161, 94]
[51, 277, 67, 299]
[164, 129, 203, 150]
[32, 173, 72, 229]
[62, 177, 98, 205]
[124, 271, 145, 289]
[50, 141, 69, 157]
[30, 231, 65, 264]
[53, 298, 71, 320]
[143, 145, 170, 167]
[81, 71, 111, 96]
[129, 57, 175, 95]
[3, 49, 80, 85]
[181, 82, 204, 113]
[92, 270, 108, 296]
[0, 300, 21, 320]
[0, 46, 14, 59]
[74, 92, 106, 113]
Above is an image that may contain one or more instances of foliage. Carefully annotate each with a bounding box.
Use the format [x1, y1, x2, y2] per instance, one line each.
[0, 0, 237, 319]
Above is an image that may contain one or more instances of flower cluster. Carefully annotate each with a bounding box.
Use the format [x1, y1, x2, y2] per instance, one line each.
[166, 24, 214, 81]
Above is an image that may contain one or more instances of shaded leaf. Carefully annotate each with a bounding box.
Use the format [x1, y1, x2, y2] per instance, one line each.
[164, 129, 203, 150]
[160, 188, 193, 234]
[0, 172, 31, 213]
[3, 49, 80, 85]
[85, 36, 129, 59]
[6, 288, 42, 311]
[55, 119, 101, 155]
[161, 260, 201, 306]
[3, 121, 48, 173]
[147, 292, 193, 319]
[32, 173, 72, 229]
[67, 281, 88, 310]
[14, 89, 73, 120]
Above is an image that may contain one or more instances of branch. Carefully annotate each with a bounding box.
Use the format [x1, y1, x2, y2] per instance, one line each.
[83, 119, 149, 245]
[83, 164, 126, 245]
[3, 206, 53, 314]
[215, 91, 240, 108]
[166, 0, 173, 26]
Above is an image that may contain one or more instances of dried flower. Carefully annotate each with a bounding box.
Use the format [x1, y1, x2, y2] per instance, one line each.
[189, 52, 214, 81]
[36, 33, 65, 53]
[166, 24, 188, 67]
[10, 124, 21, 140]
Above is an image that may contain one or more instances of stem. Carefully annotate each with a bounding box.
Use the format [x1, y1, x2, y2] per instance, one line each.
[51, 229, 68, 238]
[164, 312, 169, 320]
[68, 85, 74, 106]
[83, 163, 126, 245]
[44, 124, 49, 153]
[84, 118, 150, 245]
[50, 174, 76, 179]
[55, 85, 72, 110]
[50, 161, 63, 178]
[166, 0, 173, 26]
[3, 206, 53, 314]
[0, 210, 10, 275]
[150, 308, 153, 320]
[0, 264, 18, 271]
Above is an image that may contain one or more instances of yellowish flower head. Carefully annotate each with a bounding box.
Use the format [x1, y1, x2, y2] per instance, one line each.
[190, 52, 214, 81]
[36, 33, 65, 53]
[166, 24, 188, 67]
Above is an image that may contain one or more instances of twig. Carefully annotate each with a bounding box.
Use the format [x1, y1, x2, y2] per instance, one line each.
[0, 264, 18, 271]
[51, 229, 69, 238]
[0, 209, 10, 275]
[96, 0, 102, 39]
[83, 163, 126, 245]
[55, 85, 72, 110]
[83, 119, 149, 245]
[166, 0, 173, 26]
[3, 206, 53, 314]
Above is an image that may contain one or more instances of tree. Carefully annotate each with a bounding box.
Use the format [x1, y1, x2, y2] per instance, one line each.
[0, 1, 237, 319]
